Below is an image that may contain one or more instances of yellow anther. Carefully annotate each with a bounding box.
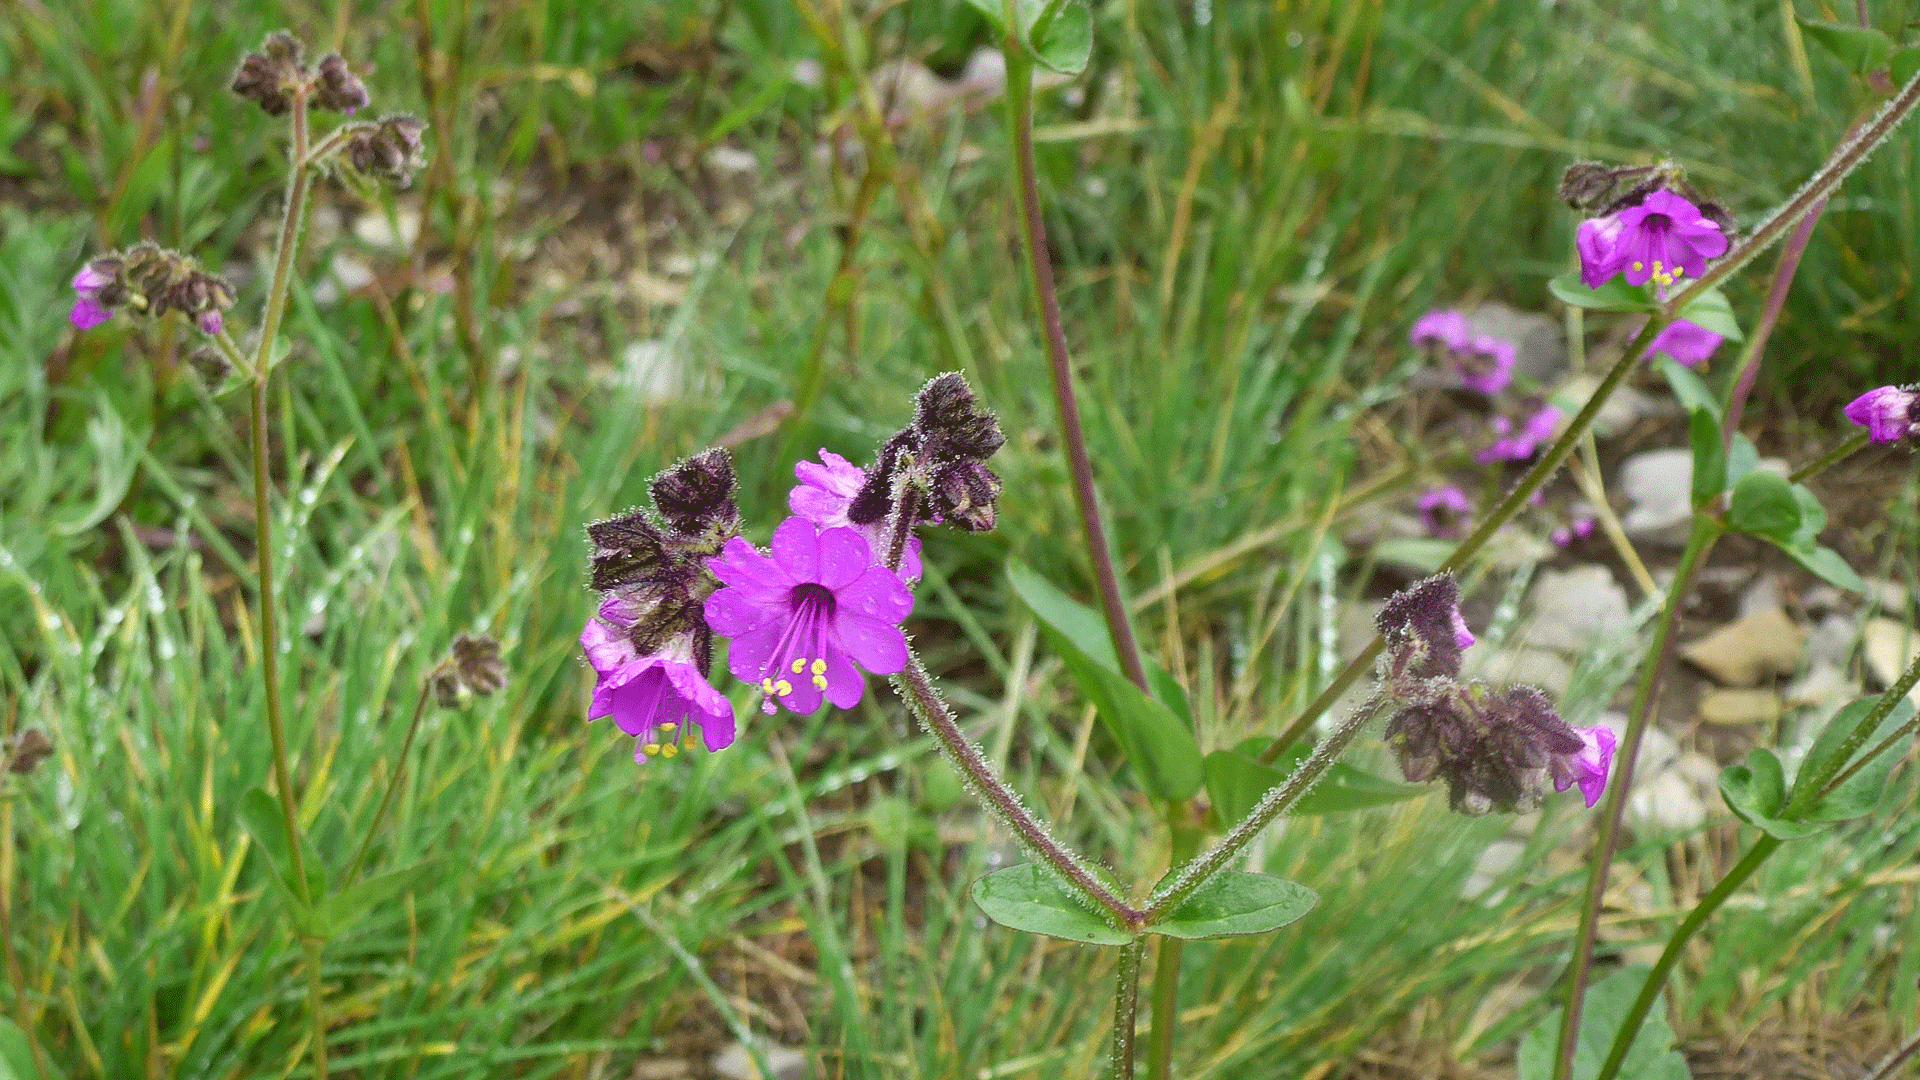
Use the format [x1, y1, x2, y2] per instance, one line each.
[812, 675, 828, 691]
[1632, 261, 1643, 271]
[660, 743, 678, 758]
[791, 658, 806, 674]
[810, 659, 827, 676]
[686, 729, 702, 747]
[1671, 266, 1685, 278]
[775, 679, 793, 696]
[642, 743, 661, 756]
[761, 677, 775, 693]
[660, 722, 677, 732]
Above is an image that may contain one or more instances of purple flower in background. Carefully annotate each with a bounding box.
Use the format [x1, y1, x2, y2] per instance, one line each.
[1551, 724, 1616, 807]
[1642, 319, 1722, 369]
[705, 518, 913, 715]
[1476, 404, 1563, 464]
[790, 449, 922, 581]
[1579, 190, 1727, 294]
[1551, 516, 1596, 548]
[1845, 385, 1920, 444]
[1417, 485, 1472, 539]
[1409, 308, 1469, 352]
[1454, 334, 1517, 395]
[582, 598, 736, 762]
[70, 264, 116, 329]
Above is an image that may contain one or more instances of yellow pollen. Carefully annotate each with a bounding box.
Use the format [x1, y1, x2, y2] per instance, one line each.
[761, 677, 775, 693]
[642, 743, 661, 756]
[775, 679, 793, 696]
[791, 658, 806, 674]
[659, 722, 677, 731]
[660, 743, 678, 758]
[1632, 261, 1644, 271]
[810, 659, 827, 676]
[812, 675, 828, 691]
[1671, 266, 1685, 278]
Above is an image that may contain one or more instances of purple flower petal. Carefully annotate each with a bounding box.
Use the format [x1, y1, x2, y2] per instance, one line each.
[821, 646, 865, 709]
[1410, 308, 1469, 351]
[1553, 724, 1617, 807]
[70, 298, 111, 329]
[790, 449, 864, 528]
[830, 611, 909, 675]
[834, 565, 914, 626]
[705, 585, 776, 637]
[722, 619, 786, 684]
[1845, 385, 1918, 444]
[815, 526, 875, 591]
[1577, 215, 1627, 288]
[770, 516, 821, 582]
[1642, 319, 1722, 369]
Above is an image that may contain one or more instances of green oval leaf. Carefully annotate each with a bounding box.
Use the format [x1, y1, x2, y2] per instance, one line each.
[1148, 871, 1317, 940]
[1687, 408, 1726, 508]
[1205, 740, 1425, 824]
[1727, 470, 1801, 541]
[1781, 543, 1866, 594]
[1517, 966, 1690, 1080]
[1675, 287, 1744, 342]
[971, 864, 1133, 945]
[1892, 45, 1920, 87]
[1548, 271, 1657, 312]
[1656, 355, 1721, 421]
[238, 786, 325, 907]
[962, 0, 1093, 75]
[1718, 751, 1824, 840]
[1796, 697, 1916, 822]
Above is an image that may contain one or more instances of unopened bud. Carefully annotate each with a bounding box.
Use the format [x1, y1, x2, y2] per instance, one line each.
[912, 372, 1005, 462]
[231, 30, 309, 117]
[927, 459, 1001, 532]
[343, 114, 428, 188]
[1375, 573, 1475, 682]
[450, 633, 507, 697]
[648, 449, 740, 547]
[313, 53, 370, 114]
[187, 346, 233, 388]
[4, 728, 52, 775]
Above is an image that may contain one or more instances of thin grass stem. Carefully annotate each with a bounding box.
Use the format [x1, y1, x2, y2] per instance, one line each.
[1791, 430, 1871, 483]
[1790, 650, 1920, 815]
[343, 679, 434, 887]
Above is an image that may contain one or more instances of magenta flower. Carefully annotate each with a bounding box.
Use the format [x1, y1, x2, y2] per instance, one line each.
[70, 265, 115, 329]
[1845, 385, 1919, 444]
[1550, 516, 1596, 548]
[582, 598, 736, 762]
[705, 517, 912, 715]
[1417, 485, 1472, 539]
[1409, 308, 1469, 352]
[1455, 334, 1517, 394]
[1476, 404, 1562, 464]
[1578, 191, 1727, 294]
[1642, 319, 1722, 369]
[1551, 724, 1616, 807]
[790, 449, 922, 581]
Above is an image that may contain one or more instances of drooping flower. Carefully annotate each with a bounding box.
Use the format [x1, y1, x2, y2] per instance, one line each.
[1578, 190, 1727, 295]
[583, 598, 735, 761]
[704, 517, 912, 715]
[1417, 485, 1472, 539]
[1551, 724, 1616, 808]
[1844, 385, 1920, 444]
[790, 449, 922, 580]
[1642, 319, 1722, 369]
[70, 263, 117, 329]
[1409, 308, 1469, 352]
[1476, 404, 1563, 464]
[1376, 573, 1475, 682]
[1385, 683, 1593, 815]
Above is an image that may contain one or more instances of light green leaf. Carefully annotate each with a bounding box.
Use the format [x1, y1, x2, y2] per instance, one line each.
[1892, 45, 1920, 86]
[1718, 751, 1824, 840]
[1042, 623, 1205, 800]
[1780, 543, 1867, 594]
[1517, 966, 1692, 1080]
[1148, 871, 1317, 940]
[1674, 288, 1743, 342]
[315, 860, 438, 936]
[1548, 272, 1657, 312]
[1371, 536, 1454, 575]
[1656, 356, 1721, 421]
[1727, 470, 1801, 541]
[0, 1016, 63, 1080]
[1687, 409, 1725, 508]
[1796, 15, 1895, 74]
[1796, 697, 1915, 822]
[1204, 740, 1425, 824]
[1725, 433, 1760, 488]
[962, 0, 1093, 75]
[238, 787, 325, 908]
[971, 864, 1133, 945]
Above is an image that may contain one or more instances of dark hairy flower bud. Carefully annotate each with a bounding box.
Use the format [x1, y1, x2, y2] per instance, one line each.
[230, 30, 309, 116]
[1557, 161, 1619, 209]
[313, 53, 370, 114]
[450, 633, 507, 697]
[586, 510, 675, 594]
[648, 449, 740, 549]
[846, 429, 920, 527]
[343, 114, 428, 188]
[912, 372, 1005, 462]
[927, 459, 1001, 532]
[1375, 573, 1475, 682]
[4, 728, 52, 776]
[1386, 683, 1598, 815]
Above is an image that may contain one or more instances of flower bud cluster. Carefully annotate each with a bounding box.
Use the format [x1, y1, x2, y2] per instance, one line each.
[847, 372, 1006, 536]
[428, 633, 508, 709]
[341, 115, 429, 189]
[230, 31, 368, 116]
[70, 243, 234, 335]
[1375, 575, 1614, 815]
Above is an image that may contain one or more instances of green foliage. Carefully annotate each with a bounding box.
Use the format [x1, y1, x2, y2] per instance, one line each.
[1549, 273, 1656, 313]
[1518, 966, 1691, 1080]
[1796, 697, 1917, 821]
[1148, 872, 1317, 940]
[1795, 14, 1895, 74]
[1719, 748, 1826, 839]
[962, 0, 1093, 74]
[971, 864, 1134, 945]
[1203, 738, 1425, 824]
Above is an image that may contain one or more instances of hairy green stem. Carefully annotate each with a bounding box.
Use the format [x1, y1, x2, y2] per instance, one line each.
[1722, 197, 1824, 443]
[343, 679, 434, 887]
[1553, 515, 1720, 1080]
[1791, 430, 1871, 483]
[1153, 696, 1386, 918]
[1148, 815, 1201, 1079]
[890, 655, 1140, 927]
[1595, 835, 1780, 1080]
[1003, 44, 1150, 694]
[1111, 938, 1146, 1080]
[1864, 1026, 1920, 1080]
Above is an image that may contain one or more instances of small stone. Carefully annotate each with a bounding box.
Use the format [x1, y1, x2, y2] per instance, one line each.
[1784, 661, 1858, 711]
[1674, 752, 1722, 791]
[1557, 374, 1666, 437]
[1738, 574, 1782, 619]
[619, 339, 688, 403]
[1697, 688, 1782, 726]
[1804, 613, 1858, 669]
[1521, 565, 1632, 653]
[1618, 448, 1694, 546]
[1679, 608, 1805, 686]
[1865, 578, 1914, 617]
[352, 205, 420, 250]
[1629, 769, 1706, 832]
[704, 145, 759, 174]
[1861, 618, 1920, 706]
[628, 1061, 692, 1080]
[712, 1042, 807, 1080]
[1465, 303, 1566, 385]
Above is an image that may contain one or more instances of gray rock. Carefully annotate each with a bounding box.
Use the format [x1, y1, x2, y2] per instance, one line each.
[1738, 574, 1782, 619]
[1618, 448, 1693, 545]
[1697, 688, 1782, 726]
[1629, 769, 1706, 832]
[1462, 838, 1528, 901]
[1557, 374, 1666, 438]
[1784, 661, 1858, 713]
[1862, 618, 1920, 706]
[1465, 303, 1566, 385]
[1521, 565, 1632, 654]
[1804, 613, 1858, 669]
[713, 1041, 807, 1080]
[1678, 608, 1805, 686]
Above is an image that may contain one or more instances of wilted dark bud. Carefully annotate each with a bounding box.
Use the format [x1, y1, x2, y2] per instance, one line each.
[429, 663, 466, 708]
[648, 449, 740, 548]
[343, 114, 428, 188]
[187, 346, 234, 388]
[586, 510, 674, 594]
[4, 728, 52, 776]
[450, 633, 507, 697]
[927, 459, 1001, 532]
[1557, 161, 1619, 209]
[313, 53, 370, 114]
[1694, 200, 1737, 239]
[1375, 573, 1475, 682]
[161, 270, 236, 335]
[1387, 683, 1588, 815]
[846, 429, 920, 527]
[912, 372, 1005, 462]
[230, 30, 309, 116]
